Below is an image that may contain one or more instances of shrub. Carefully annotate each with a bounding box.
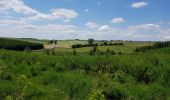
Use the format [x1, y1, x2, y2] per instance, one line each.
[118, 52, 122, 55]
[93, 46, 98, 53]
[30, 67, 40, 77]
[43, 49, 50, 55]
[136, 66, 158, 84]
[103, 84, 126, 100]
[0, 66, 12, 80]
[22, 84, 43, 99]
[110, 50, 116, 55]
[51, 49, 55, 56]
[88, 89, 105, 100]
[73, 49, 77, 55]
[55, 64, 65, 72]
[163, 69, 170, 86]
[113, 70, 126, 83]
[104, 42, 108, 46]
[89, 49, 95, 55]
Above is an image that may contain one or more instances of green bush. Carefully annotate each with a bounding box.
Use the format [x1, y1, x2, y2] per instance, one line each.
[0, 66, 12, 80]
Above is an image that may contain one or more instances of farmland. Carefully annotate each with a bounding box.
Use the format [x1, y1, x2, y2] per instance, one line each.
[0, 38, 170, 99]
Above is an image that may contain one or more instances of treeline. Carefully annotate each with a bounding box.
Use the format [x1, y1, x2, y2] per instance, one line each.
[72, 43, 99, 48]
[101, 42, 124, 46]
[72, 42, 124, 48]
[0, 38, 44, 51]
[135, 41, 170, 52]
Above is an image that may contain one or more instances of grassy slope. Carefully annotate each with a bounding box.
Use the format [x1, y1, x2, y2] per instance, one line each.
[0, 47, 170, 99]
[0, 37, 48, 44]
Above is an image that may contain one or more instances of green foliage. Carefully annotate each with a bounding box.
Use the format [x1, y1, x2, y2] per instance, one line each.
[0, 47, 170, 99]
[43, 49, 50, 55]
[88, 89, 105, 100]
[135, 41, 170, 52]
[73, 49, 77, 55]
[30, 66, 40, 77]
[24, 46, 32, 53]
[88, 38, 94, 45]
[0, 38, 43, 51]
[0, 66, 11, 80]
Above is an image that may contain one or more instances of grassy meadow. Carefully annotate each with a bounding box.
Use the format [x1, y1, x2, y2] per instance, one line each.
[47, 40, 153, 54]
[0, 38, 170, 100]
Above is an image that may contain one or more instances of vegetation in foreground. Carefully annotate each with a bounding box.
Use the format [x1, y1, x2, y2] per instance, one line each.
[0, 38, 170, 100]
[0, 47, 170, 99]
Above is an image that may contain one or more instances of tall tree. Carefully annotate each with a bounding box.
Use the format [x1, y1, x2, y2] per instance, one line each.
[88, 39, 94, 45]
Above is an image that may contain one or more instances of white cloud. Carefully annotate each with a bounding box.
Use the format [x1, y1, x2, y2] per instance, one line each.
[85, 22, 99, 29]
[0, 19, 77, 39]
[0, 19, 169, 41]
[131, 2, 148, 8]
[0, 0, 79, 22]
[129, 24, 161, 30]
[110, 17, 125, 23]
[50, 9, 78, 19]
[160, 29, 170, 40]
[0, 0, 39, 15]
[98, 25, 111, 31]
[23, 8, 78, 21]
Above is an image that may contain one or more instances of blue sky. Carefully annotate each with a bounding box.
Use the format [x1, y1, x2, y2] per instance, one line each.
[0, 0, 170, 40]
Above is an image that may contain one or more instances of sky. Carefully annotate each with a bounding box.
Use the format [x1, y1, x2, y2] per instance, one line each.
[0, 0, 170, 41]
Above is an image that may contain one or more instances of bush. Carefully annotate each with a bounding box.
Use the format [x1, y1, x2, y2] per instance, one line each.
[163, 69, 170, 86]
[103, 84, 126, 100]
[118, 52, 122, 55]
[0, 66, 12, 80]
[88, 89, 105, 100]
[73, 49, 77, 55]
[43, 49, 50, 55]
[30, 67, 40, 77]
[135, 66, 158, 84]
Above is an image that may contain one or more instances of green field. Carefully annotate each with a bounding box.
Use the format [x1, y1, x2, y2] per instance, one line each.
[0, 38, 169, 100]
[51, 40, 153, 54]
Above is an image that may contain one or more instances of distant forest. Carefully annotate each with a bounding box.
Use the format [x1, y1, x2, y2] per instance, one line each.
[0, 38, 44, 51]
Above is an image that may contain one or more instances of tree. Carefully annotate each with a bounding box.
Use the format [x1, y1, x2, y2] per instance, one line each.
[106, 48, 110, 53]
[54, 40, 57, 45]
[88, 39, 94, 45]
[104, 41, 108, 46]
[49, 40, 53, 44]
[93, 46, 97, 53]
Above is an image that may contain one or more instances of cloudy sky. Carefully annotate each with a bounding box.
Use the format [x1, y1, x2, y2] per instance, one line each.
[0, 0, 170, 40]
